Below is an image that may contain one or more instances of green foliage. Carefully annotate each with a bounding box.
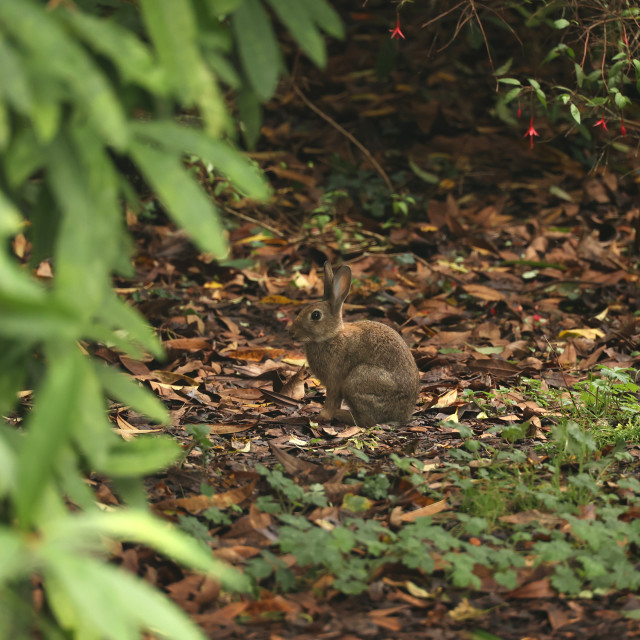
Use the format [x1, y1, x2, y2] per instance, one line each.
[0, 0, 340, 635]
[237, 369, 640, 600]
[422, 1, 637, 147]
[492, 3, 637, 139]
[256, 464, 328, 512]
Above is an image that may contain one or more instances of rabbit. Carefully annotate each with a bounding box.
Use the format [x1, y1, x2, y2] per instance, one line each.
[290, 262, 420, 427]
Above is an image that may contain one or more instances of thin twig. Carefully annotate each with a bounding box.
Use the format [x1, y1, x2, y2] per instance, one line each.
[421, 1, 466, 29]
[290, 83, 393, 191]
[221, 206, 286, 238]
[469, 0, 494, 72]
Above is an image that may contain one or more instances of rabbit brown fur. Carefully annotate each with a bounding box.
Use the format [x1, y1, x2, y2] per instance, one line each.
[290, 262, 420, 426]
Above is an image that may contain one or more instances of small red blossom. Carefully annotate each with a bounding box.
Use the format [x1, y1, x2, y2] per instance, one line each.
[533, 314, 543, 323]
[593, 112, 608, 130]
[517, 104, 522, 119]
[523, 116, 539, 148]
[620, 116, 627, 136]
[389, 17, 405, 39]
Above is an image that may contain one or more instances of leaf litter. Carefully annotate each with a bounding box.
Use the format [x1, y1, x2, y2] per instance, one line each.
[86, 10, 640, 640]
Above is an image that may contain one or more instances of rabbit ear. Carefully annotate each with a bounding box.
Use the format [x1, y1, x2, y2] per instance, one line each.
[329, 265, 351, 314]
[323, 262, 334, 300]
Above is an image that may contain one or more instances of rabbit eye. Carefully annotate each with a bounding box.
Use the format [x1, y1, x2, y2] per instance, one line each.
[310, 310, 322, 321]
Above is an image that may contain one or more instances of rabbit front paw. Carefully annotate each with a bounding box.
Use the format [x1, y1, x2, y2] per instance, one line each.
[318, 407, 335, 422]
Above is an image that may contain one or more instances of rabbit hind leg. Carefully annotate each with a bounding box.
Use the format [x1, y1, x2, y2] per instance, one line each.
[343, 367, 399, 426]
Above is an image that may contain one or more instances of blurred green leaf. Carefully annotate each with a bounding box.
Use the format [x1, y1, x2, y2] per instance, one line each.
[139, 0, 226, 135]
[43, 554, 207, 640]
[0, 101, 8, 149]
[503, 86, 522, 104]
[0, 38, 33, 115]
[232, 0, 281, 100]
[96, 291, 163, 359]
[614, 92, 631, 109]
[129, 139, 229, 257]
[494, 58, 513, 76]
[138, 0, 200, 100]
[4, 126, 44, 189]
[268, 0, 326, 67]
[0, 0, 128, 148]
[47, 134, 116, 315]
[570, 102, 581, 124]
[498, 78, 521, 86]
[102, 436, 181, 476]
[0, 529, 27, 585]
[45, 509, 248, 589]
[95, 364, 169, 426]
[207, 0, 243, 17]
[16, 345, 81, 526]
[131, 120, 271, 199]
[63, 11, 166, 94]
[236, 87, 263, 149]
[301, 0, 344, 39]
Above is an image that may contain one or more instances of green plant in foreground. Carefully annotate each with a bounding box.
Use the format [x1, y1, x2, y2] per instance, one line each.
[0, 0, 342, 636]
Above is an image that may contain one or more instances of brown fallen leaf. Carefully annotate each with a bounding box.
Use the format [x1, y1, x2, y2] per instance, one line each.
[433, 388, 458, 408]
[223, 347, 288, 361]
[259, 388, 301, 408]
[462, 283, 507, 302]
[119, 356, 153, 379]
[192, 601, 249, 628]
[166, 575, 220, 613]
[205, 423, 254, 435]
[500, 509, 566, 528]
[115, 414, 162, 441]
[507, 578, 555, 599]
[214, 545, 261, 563]
[260, 294, 304, 305]
[468, 357, 520, 378]
[334, 426, 363, 439]
[558, 341, 577, 366]
[280, 367, 307, 400]
[162, 337, 211, 350]
[396, 499, 449, 523]
[539, 602, 578, 630]
[269, 442, 321, 475]
[368, 608, 404, 631]
[448, 597, 490, 620]
[154, 482, 255, 515]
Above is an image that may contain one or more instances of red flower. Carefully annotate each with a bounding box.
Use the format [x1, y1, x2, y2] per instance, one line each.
[517, 104, 522, 119]
[389, 17, 405, 39]
[523, 116, 539, 148]
[593, 112, 608, 130]
[620, 116, 627, 136]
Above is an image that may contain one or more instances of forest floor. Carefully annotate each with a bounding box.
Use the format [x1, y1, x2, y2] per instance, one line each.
[104, 8, 640, 639]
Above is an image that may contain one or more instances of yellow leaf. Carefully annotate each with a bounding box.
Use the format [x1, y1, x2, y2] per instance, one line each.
[558, 328, 605, 340]
[448, 598, 490, 621]
[398, 499, 449, 523]
[434, 388, 458, 408]
[260, 295, 303, 305]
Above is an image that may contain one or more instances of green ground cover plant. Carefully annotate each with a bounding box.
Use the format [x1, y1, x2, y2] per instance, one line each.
[229, 368, 640, 606]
